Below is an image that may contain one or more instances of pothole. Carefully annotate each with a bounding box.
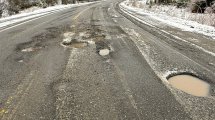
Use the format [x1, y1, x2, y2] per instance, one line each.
[70, 42, 88, 48]
[62, 38, 88, 48]
[168, 75, 210, 97]
[95, 40, 111, 56]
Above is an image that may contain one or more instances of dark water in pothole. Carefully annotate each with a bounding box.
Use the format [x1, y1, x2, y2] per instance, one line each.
[168, 75, 210, 97]
[62, 39, 88, 48]
[70, 43, 88, 48]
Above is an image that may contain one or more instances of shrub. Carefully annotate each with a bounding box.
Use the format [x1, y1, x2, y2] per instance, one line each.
[190, 1, 207, 13]
[176, 0, 189, 8]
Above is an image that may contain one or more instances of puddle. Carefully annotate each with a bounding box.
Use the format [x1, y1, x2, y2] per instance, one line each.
[62, 38, 88, 48]
[62, 31, 91, 49]
[168, 75, 210, 97]
[99, 49, 110, 56]
[70, 43, 88, 48]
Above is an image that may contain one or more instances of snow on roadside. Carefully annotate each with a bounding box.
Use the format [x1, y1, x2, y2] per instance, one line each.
[0, 2, 97, 30]
[1, 4, 72, 22]
[19, 6, 42, 14]
[120, 1, 215, 39]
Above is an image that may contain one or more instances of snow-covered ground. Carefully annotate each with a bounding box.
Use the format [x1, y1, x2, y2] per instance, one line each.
[120, 1, 215, 39]
[0, 2, 97, 32]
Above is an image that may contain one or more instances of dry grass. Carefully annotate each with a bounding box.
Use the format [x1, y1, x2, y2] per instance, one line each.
[127, 1, 215, 27]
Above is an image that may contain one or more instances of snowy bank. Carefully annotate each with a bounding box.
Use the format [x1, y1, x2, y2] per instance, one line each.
[0, 2, 97, 31]
[120, 1, 215, 39]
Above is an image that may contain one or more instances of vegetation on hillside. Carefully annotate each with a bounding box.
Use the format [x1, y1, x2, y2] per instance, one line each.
[0, 0, 95, 17]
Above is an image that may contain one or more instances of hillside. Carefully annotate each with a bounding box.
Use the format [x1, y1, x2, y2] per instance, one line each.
[0, 0, 96, 17]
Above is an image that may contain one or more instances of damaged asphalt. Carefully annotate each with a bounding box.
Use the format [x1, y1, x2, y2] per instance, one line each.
[0, 0, 215, 120]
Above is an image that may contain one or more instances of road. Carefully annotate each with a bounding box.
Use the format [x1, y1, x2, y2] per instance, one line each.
[0, 0, 215, 119]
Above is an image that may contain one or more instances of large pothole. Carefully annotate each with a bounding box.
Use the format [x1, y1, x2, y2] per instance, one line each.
[95, 40, 112, 56]
[62, 31, 88, 48]
[168, 75, 210, 97]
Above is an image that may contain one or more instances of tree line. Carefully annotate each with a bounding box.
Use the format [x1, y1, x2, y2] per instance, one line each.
[0, 0, 96, 17]
[143, 0, 215, 13]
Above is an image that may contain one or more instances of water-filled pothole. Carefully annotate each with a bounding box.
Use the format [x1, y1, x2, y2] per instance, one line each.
[168, 75, 210, 97]
[62, 40, 88, 48]
[61, 36, 88, 49]
[70, 42, 88, 48]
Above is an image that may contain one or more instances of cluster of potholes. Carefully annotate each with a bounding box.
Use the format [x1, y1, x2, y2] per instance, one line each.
[61, 25, 113, 56]
[14, 24, 212, 98]
[61, 24, 213, 97]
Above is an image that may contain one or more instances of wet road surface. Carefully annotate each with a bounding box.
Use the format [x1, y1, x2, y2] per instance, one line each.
[0, 0, 215, 120]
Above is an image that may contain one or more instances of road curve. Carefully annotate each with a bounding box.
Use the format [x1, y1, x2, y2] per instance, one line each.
[0, 0, 214, 120]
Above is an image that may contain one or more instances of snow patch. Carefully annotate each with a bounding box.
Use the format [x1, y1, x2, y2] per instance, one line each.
[87, 40, 95, 45]
[99, 49, 110, 56]
[21, 47, 37, 52]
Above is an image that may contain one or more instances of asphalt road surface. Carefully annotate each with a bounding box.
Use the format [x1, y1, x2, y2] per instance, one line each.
[0, 0, 215, 120]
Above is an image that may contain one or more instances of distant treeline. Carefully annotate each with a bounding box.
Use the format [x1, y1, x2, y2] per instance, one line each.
[136, 0, 215, 13]
[0, 0, 98, 17]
